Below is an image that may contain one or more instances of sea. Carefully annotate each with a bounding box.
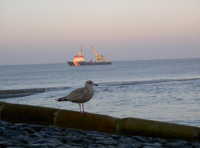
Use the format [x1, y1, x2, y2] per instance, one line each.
[0, 58, 200, 127]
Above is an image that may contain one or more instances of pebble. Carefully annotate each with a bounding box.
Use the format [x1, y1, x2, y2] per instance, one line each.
[0, 120, 199, 148]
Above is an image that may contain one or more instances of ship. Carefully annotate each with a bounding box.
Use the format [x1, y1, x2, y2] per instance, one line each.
[68, 48, 112, 66]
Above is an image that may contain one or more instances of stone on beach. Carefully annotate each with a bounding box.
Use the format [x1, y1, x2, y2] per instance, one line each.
[0, 120, 200, 148]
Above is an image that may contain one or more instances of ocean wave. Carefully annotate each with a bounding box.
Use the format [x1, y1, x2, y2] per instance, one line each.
[1, 77, 200, 99]
[98, 77, 200, 87]
[0, 86, 70, 99]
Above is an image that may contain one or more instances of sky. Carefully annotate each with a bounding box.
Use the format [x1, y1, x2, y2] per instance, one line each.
[0, 0, 200, 65]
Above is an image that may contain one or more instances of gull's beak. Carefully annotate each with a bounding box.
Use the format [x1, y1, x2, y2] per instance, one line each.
[94, 83, 98, 86]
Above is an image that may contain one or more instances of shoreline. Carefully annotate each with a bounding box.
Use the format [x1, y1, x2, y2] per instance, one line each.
[1, 101, 200, 141]
[0, 120, 199, 148]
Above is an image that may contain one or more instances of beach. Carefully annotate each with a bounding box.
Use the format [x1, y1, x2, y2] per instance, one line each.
[0, 120, 200, 148]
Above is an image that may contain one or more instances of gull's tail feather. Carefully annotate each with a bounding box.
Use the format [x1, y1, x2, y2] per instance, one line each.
[56, 96, 69, 102]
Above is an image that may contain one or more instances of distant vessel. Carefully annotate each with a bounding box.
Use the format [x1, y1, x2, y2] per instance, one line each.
[68, 48, 112, 66]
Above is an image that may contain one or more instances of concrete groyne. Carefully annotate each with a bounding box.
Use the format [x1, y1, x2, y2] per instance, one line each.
[0, 87, 70, 99]
[0, 101, 199, 141]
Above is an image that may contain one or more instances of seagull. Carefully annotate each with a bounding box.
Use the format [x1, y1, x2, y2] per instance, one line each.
[56, 80, 98, 113]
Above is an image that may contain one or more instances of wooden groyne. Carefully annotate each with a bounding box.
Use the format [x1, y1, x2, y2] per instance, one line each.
[0, 101, 199, 141]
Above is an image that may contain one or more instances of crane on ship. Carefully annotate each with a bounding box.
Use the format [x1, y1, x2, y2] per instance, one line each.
[92, 47, 108, 62]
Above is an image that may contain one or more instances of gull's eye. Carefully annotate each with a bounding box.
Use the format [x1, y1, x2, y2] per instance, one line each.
[87, 81, 93, 84]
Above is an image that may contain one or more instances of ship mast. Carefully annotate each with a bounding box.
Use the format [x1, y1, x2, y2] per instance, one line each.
[80, 47, 84, 56]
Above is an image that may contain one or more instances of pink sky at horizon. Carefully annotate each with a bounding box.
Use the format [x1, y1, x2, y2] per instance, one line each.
[0, 0, 200, 65]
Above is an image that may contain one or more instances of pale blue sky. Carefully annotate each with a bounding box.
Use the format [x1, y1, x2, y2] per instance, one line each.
[0, 0, 200, 65]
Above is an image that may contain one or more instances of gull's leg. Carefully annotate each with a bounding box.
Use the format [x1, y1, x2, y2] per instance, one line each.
[79, 103, 82, 112]
[82, 104, 84, 113]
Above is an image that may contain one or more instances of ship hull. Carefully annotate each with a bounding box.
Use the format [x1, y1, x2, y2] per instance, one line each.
[68, 61, 112, 66]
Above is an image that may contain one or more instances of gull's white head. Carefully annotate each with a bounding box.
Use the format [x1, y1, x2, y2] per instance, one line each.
[85, 80, 98, 88]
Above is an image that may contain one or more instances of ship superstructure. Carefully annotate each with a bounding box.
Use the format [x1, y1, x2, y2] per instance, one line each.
[72, 48, 85, 66]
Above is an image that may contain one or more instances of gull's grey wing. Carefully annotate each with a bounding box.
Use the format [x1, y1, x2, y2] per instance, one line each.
[65, 87, 85, 102]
